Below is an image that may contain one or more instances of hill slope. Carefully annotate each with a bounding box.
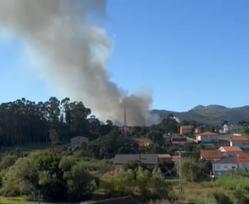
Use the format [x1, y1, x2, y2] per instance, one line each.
[152, 105, 249, 125]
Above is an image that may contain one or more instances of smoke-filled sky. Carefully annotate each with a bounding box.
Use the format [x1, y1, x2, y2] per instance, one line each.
[1, 0, 249, 115]
[0, 0, 157, 126]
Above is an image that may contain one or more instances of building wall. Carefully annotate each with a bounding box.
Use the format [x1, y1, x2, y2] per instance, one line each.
[180, 126, 193, 135]
[212, 162, 237, 176]
[213, 161, 249, 176]
[230, 141, 249, 148]
[201, 137, 219, 144]
[239, 163, 249, 170]
[199, 135, 231, 144]
[213, 163, 237, 172]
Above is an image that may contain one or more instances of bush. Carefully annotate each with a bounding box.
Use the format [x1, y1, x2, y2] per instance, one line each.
[147, 200, 171, 204]
[177, 158, 200, 182]
[0, 154, 18, 171]
[205, 171, 249, 203]
[1, 156, 37, 196]
[1, 151, 97, 202]
[211, 192, 232, 204]
[194, 192, 232, 204]
[102, 167, 169, 200]
[65, 162, 97, 201]
[177, 158, 210, 182]
[195, 196, 218, 204]
[123, 160, 145, 171]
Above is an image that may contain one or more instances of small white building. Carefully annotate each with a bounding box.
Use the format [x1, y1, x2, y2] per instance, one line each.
[196, 131, 219, 144]
[212, 156, 238, 177]
[196, 132, 233, 144]
[212, 153, 249, 176]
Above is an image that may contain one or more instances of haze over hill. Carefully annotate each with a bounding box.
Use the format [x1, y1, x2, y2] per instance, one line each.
[153, 105, 249, 125]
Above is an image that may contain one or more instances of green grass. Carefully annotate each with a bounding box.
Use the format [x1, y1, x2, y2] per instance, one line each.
[0, 196, 31, 204]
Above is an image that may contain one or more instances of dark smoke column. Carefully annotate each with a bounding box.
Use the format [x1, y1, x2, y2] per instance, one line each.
[0, 0, 158, 126]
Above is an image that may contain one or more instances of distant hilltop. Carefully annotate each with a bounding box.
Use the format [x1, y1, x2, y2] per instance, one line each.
[152, 105, 249, 125]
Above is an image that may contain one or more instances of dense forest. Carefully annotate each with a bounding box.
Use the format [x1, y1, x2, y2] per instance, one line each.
[0, 97, 186, 160]
[0, 97, 114, 146]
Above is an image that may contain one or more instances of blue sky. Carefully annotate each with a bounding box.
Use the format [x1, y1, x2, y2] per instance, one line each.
[1, 0, 249, 111]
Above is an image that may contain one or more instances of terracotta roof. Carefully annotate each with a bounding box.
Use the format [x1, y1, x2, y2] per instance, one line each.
[238, 153, 249, 163]
[198, 131, 218, 137]
[231, 136, 249, 143]
[219, 146, 242, 153]
[200, 150, 223, 160]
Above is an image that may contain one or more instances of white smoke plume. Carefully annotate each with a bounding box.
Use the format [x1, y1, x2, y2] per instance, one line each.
[0, 0, 158, 126]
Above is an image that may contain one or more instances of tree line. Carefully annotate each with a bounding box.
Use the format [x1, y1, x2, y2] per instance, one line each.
[0, 97, 114, 146]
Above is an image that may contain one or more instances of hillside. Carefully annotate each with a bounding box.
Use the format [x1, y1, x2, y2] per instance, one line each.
[153, 105, 249, 125]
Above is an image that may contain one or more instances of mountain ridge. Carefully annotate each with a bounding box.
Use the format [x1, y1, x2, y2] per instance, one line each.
[152, 105, 249, 125]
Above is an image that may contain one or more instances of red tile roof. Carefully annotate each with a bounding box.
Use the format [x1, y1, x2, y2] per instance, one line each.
[200, 150, 223, 160]
[238, 153, 249, 163]
[231, 136, 249, 143]
[198, 131, 218, 137]
[220, 146, 242, 153]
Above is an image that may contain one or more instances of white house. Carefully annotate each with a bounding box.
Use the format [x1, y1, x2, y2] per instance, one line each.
[212, 156, 238, 177]
[196, 132, 233, 144]
[196, 131, 219, 144]
[212, 153, 249, 176]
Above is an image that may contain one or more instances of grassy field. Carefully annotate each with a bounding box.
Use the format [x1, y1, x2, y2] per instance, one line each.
[0, 196, 31, 204]
[177, 182, 230, 201]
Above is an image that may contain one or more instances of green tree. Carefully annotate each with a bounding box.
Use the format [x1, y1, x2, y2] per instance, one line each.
[147, 131, 164, 146]
[66, 162, 96, 201]
[0, 154, 18, 171]
[1, 156, 37, 196]
[49, 128, 60, 146]
[102, 167, 168, 200]
[136, 167, 151, 197]
[150, 168, 168, 198]
[177, 158, 202, 182]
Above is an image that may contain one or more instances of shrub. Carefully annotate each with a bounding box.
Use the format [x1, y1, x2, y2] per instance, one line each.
[0, 154, 18, 171]
[177, 158, 202, 182]
[65, 162, 97, 201]
[102, 167, 169, 200]
[1, 156, 37, 196]
[194, 196, 218, 204]
[1, 151, 97, 202]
